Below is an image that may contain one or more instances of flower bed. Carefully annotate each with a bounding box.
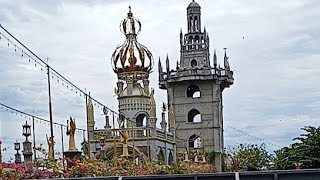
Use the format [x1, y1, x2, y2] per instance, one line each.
[0, 157, 217, 179]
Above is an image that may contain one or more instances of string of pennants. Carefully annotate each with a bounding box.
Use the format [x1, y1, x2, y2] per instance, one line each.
[0, 24, 118, 117]
[225, 125, 282, 149]
[0, 102, 86, 134]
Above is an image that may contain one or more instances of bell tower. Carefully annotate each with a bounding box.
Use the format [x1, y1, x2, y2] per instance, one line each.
[159, 0, 234, 171]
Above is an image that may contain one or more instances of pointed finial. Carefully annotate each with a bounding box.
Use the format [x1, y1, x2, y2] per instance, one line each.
[213, 49, 217, 67]
[127, 5, 133, 17]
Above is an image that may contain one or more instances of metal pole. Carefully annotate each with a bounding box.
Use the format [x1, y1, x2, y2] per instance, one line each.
[113, 112, 116, 158]
[47, 65, 54, 161]
[32, 116, 37, 164]
[60, 124, 65, 170]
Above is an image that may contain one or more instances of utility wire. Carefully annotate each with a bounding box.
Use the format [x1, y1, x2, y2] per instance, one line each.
[0, 24, 118, 116]
[0, 102, 86, 131]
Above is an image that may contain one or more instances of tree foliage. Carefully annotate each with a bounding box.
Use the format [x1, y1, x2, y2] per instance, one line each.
[226, 143, 272, 171]
[274, 126, 320, 169]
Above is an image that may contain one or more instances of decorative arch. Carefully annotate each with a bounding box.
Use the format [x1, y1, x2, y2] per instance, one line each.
[187, 84, 201, 98]
[188, 109, 201, 123]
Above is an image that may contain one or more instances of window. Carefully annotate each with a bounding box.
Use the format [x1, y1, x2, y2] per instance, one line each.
[187, 84, 201, 98]
[191, 59, 197, 67]
[136, 113, 148, 137]
[189, 134, 202, 149]
[188, 109, 202, 122]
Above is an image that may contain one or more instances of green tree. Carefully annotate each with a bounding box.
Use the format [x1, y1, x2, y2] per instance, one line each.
[274, 126, 320, 169]
[226, 144, 272, 171]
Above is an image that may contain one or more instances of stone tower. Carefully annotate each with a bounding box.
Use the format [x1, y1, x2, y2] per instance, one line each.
[159, 0, 234, 171]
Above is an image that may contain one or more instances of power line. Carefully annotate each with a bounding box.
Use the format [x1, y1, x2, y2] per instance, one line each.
[0, 24, 118, 116]
[0, 102, 86, 131]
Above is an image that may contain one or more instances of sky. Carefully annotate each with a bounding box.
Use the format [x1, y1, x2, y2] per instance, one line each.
[0, 0, 320, 162]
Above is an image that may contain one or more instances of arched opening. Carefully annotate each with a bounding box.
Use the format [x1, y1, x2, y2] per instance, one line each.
[191, 59, 197, 68]
[188, 109, 201, 122]
[136, 114, 148, 137]
[188, 36, 193, 44]
[187, 84, 201, 98]
[189, 134, 202, 149]
[189, 16, 193, 32]
[195, 35, 200, 44]
[157, 148, 165, 163]
[194, 16, 198, 31]
[168, 150, 173, 165]
[119, 114, 126, 128]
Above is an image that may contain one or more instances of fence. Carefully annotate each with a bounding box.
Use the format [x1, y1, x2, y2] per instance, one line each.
[61, 169, 320, 180]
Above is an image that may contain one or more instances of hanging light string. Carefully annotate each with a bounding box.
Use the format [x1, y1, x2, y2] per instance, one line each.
[0, 24, 118, 116]
[225, 125, 281, 149]
[0, 102, 86, 132]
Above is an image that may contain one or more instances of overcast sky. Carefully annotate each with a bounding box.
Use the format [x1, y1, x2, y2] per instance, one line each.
[1, 0, 320, 162]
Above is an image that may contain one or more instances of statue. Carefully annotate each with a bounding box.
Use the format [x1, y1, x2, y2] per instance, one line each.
[117, 118, 129, 157]
[169, 101, 175, 129]
[67, 117, 76, 151]
[149, 88, 156, 118]
[46, 134, 55, 161]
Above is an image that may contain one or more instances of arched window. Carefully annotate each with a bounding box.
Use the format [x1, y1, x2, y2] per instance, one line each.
[188, 36, 193, 44]
[195, 35, 200, 44]
[119, 114, 126, 128]
[136, 114, 148, 137]
[191, 59, 197, 68]
[136, 114, 147, 127]
[189, 134, 202, 149]
[194, 16, 198, 31]
[188, 109, 201, 122]
[187, 84, 201, 98]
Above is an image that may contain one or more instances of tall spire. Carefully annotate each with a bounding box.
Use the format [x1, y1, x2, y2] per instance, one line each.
[158, 56, 162, 73]
[87, 93, 94, 125]
[166, 54, 170, 73]
[213, 49, 217, 67]
[224, 48, 230, 69]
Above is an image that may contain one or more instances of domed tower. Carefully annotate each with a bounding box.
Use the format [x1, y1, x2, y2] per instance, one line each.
[159, 0, 234, 171]
[112, 6, 155, 129]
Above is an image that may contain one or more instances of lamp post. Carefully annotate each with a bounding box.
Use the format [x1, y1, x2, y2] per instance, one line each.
[99, 137, 106, 166]
[22, 121, 33, 164]
[14, 141, 22, 163]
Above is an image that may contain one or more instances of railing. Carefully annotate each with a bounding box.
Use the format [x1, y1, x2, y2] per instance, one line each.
[94, 127, 173, 142]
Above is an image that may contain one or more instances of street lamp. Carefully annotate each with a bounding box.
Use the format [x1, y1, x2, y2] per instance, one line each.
[22, 121, 33, 164]
[14, 140, 21, 163]
[22, 121, 31, 139]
